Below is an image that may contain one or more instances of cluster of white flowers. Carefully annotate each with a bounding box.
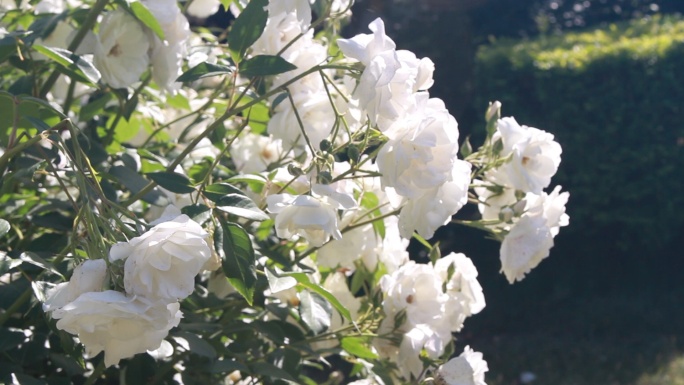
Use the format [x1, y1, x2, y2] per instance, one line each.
[339, 20, 471, 239]
[1, 0, 573, 381]
[375, 253, 485, 379]
[475, 115, 569, 283]
[42, 211, 211, 366]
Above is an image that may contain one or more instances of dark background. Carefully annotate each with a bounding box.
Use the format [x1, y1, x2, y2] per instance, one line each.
[345, 1, 684, 384]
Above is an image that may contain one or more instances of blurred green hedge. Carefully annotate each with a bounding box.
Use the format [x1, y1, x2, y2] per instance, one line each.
[474, 16, 684, 270]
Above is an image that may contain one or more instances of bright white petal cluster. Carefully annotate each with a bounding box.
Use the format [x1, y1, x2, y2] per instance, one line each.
[43, 259, 107, 312]
[472, 113, 568, 283]
[94, 10, 150, 89]
[110, 214, 212, 302]
[51, 291, 181, 367]
[338, 18, 435, 131]
[92, 1, 189, 91]
[377, 255, 484, 379]
[267, 184, 356, 247]
[340, 22, 468, 240]
[436, 346, 489, 385]
[489, 117, 562, 194]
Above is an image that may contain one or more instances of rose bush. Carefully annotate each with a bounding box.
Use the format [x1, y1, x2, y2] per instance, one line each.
[0, 0, 569, 384]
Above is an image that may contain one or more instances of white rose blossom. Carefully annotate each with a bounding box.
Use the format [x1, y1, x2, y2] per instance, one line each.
[436, 346, 489, 385]
[397, 159, 472, 239]
[51, 291, 181, 366]
[499, 212, 554, 284]
[94, 10, 151, 89]
[377, 97, 460, 199]
[524, 185, 570, 236]
[43, 259, 107, 312]
[378, 258, 483, 379]
[266, 184, 356, 247]
[489, 117, 562, 194]
[109, 214, 212, 302]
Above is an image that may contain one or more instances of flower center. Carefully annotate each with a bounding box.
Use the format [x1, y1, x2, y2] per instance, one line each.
[406, 294, 414, 304]
[522, 156, 530, 165]
[108, 43, 122, 58]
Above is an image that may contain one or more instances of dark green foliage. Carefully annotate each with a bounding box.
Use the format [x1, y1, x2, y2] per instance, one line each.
[474, 16, 684, 277]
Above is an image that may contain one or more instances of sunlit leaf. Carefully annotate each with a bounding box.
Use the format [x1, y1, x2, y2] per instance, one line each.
[216, 194, 269, 221]
[215, 218, 256, 305]
[227, 0, 268, 59]
[147, 171, 196, 194]
[299, 290, 332, 334]
[177, 62, 234, 83]
[130, 1, 165, 41]
[239, 55, 297, 78]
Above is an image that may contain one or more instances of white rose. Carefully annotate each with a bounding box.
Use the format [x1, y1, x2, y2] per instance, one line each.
[51, 291, 181, 367]
[377, 97, 460, 198]
[524, 185, 570, 236]
[397, 159, 471, 239]
[43, 259, 107, 312]
[267, 91, 338, 154]
[109, 214, 212, 302]
[94, 10, 151, 89]
[499, 214, 554, 284]
[490, 117, 562, 194]
[230, 131, 285, 174]
[379, 262, 449, 339]
[434, 253, 485, 326]
[436, 346, 488, 385]
[337, 18, 396, 67]
[266, 184, 356, 247]
[473, 179, 518, 223]
[143, 0, 190, 93]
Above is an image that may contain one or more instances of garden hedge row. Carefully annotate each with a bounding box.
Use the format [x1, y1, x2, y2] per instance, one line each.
[472, 16, 684, 288]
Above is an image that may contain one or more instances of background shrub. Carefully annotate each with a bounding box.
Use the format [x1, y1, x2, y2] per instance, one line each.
[473, 15, 684, 294]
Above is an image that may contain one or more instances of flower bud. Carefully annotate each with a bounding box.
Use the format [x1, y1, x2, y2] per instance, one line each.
[319, 139, 332, 152]
[317, 171, 333, 185]
[499, 207, 514, 223]
[512, 199, 527, 216]
[346, 144, 360, 164]
[287, 164, 304, 177]
[486, 100, 502, 122]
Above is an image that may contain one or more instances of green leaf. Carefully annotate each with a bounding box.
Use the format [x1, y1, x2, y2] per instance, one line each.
[176, 62, 234, 83]
[172, 332, 217, 359]
[216, 194, 269, 221]
[10, 373, 47, 385]
[181, 204, 212, 225]
[0, 219, 9, 237]
[239, 55, 297, 78]
[0, 328, 26, 352]
[265, 267, 297, 294]
[32, 45, 101, 85]
[130, 1, 165, 41]
[341, 336, 378, 360]
[79, 93, 113, 121]
[215, 219, 256, 305]
[147, 171, 196, 194]
[108, 165, 168, 206]
[210, 359, 248, 374]
[203, 182, 246, 202]
[227, 0, 268, 59]
[0, 253, 21, 276]
[460, 135, 473, 158]
[299, 290, 332, 335]
[20, 252, 65, 279]
[249, 362, 297, 383]
[287, 272, 352, 323]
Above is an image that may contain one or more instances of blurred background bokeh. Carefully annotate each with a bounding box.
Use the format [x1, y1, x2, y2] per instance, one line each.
[345, 1, 684, 384]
